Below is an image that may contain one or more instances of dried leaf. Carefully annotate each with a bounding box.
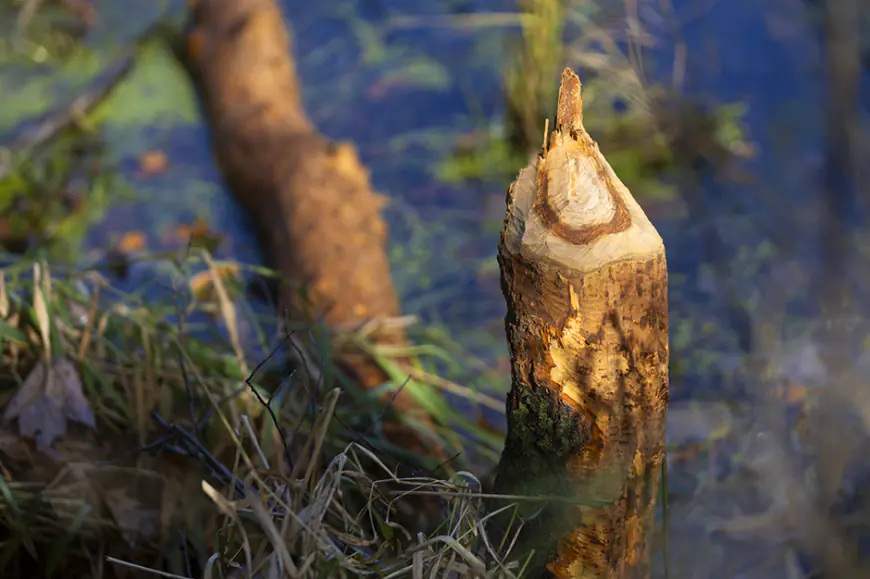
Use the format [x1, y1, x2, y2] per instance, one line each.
[3, 358, 96, 450]
[176, 217, 207, 240]
[0, 270, 8, 318]
[202, 254, 245, 367]
[32, 263, 51, 360]
[116, 231, 147, 254]
[175, 218, 224, 252]
[202, 254, 254, 414]
[777, 379, 810, 405]
[138, 150, 168, 175]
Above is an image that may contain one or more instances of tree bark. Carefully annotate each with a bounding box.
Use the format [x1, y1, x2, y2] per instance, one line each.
[493, 69, 669, 579]
[182, 0, 425, 419]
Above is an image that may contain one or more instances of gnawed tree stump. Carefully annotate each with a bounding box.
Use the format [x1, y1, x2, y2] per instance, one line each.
[182, 0, 429, 426]
[493, 69, 669, 578]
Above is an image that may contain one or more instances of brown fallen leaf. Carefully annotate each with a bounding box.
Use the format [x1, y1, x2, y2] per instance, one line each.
[137, 150, 169, 175]
[116, 230, 147, 254]
[174, 217, 225, 253]
[777, 378, 811, 405]
[2, 358, 96, 450]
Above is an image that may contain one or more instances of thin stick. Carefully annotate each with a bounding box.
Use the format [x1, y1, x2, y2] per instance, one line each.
[105, 556, 193, 579]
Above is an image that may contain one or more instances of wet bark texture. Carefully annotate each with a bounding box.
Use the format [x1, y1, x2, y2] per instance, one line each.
[493, 69, 669, 579]
[182, 0, 423, 416]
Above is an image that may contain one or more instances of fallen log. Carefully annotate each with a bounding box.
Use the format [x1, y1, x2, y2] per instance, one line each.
[492, 69, 669, 578]
[181, 0, 427, 423]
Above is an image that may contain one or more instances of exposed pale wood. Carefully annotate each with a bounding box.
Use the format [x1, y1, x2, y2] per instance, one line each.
[493, 68, 669, 579]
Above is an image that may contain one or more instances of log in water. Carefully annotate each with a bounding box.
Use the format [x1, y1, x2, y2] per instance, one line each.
[183, 0, 427, 421]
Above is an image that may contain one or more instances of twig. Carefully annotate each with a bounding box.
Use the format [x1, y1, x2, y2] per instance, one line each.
[242, 336, 295, 469]
[288, 327, 327, 456]
[106, 556, 192, 579]
[150, 410, 248, 499]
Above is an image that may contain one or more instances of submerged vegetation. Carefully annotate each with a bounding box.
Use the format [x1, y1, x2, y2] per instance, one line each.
[436, 0, 752, 207]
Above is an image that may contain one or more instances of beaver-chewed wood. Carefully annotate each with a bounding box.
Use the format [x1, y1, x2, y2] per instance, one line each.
[493, 68, 669, 579]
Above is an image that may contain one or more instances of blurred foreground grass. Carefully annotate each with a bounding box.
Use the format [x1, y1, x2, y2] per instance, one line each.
[0, 254, 524, 577]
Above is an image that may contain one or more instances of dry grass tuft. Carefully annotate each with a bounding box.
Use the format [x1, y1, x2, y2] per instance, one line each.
[0, 252, 522, 578]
